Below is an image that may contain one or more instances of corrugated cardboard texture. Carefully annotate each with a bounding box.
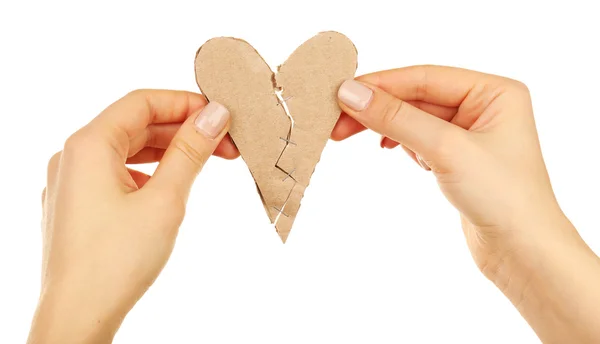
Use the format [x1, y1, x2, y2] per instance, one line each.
[195, 31, 358, 242]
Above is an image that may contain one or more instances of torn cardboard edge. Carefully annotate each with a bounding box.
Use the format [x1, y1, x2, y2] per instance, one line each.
[194, 31, 358, 243]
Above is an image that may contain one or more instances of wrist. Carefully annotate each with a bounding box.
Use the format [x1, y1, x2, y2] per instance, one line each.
[27, 285, 122, 344]
[482, 208, 572, 286]
[482, 210, 600, 342]
[477, 201, 574, 280]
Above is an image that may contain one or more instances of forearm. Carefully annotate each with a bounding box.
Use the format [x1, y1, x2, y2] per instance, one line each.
[489, 213, 600, 343]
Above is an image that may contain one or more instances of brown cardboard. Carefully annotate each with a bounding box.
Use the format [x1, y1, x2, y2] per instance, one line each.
[194, 31, 358, 243]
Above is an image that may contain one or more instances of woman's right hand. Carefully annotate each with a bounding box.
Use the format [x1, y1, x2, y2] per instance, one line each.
[331, 65, 600, 343]
[333, 65, 561, 270]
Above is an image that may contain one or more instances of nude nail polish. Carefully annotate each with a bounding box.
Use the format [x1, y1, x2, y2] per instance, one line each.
[338, 80, 373, 111]
[194, 102, 230, 139]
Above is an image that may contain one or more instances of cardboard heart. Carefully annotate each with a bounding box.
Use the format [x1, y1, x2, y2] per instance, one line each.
[194, 31, 358, 243]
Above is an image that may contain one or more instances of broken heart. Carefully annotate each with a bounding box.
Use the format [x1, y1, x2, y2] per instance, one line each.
[194, 31, 358, 243]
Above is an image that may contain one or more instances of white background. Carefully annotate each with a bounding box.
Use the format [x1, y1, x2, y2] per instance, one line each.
[1, 1, 599, 343]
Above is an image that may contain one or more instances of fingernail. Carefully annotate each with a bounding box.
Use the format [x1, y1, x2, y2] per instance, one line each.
[338, 80, 373, 111]
[194, 102, 230, 139]
[416, 155, 431, 171]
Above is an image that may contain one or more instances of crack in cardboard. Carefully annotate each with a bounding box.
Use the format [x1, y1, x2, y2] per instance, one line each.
[273, 90, 296, 178]
[271, 75, 299, 226]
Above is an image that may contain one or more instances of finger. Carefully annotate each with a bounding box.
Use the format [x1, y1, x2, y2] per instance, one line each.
[126, 147, 166, 164]
[127, 168, 151, 189]
[381, 137, 422, 169]
[129, 123, 181, 156]
[128, 123, 240, 160]
[126, 135, 239, 165]
[379, 100, 458, 149]
[144, 101, 230, 202]
[381, 137, 400, 149]
[380, 138, 429, 171]
[416, 154, 432, 171]
[87, 90, 208, 161]
[380, 137, 428, 171]
[401, 144, 431, 171]
[332, 100, 457, 141]
[337, 79, 468, 170]
[331, 112, 366, 141]
[410, 100, 458, 121]
[358, 65, 519, 131]
[213, 134, 240, 160]
[356, 65, 506, 107]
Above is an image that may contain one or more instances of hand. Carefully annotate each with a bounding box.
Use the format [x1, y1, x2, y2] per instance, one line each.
[333, 65, 562, 269]
[28, 90, 237, 343]
[332, 65, 600, 343]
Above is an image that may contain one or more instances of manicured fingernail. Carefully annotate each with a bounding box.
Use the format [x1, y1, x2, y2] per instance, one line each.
[338, 80, 373, 111]
[416, 155, 431, 171]
[194, 102, 230, 139]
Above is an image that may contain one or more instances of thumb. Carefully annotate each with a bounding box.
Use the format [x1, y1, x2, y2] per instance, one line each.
[337, 79, 468, 171]
[146, 101, 231, 202]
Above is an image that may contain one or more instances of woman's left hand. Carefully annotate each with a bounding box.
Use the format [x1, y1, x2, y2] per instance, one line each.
[28, 89, 237, 344]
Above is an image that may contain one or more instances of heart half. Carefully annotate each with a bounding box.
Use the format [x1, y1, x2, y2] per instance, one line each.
[194, 31, 358, 243]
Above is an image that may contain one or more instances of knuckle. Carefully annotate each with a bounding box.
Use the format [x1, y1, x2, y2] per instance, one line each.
[63, 130, 85, 153]
[511, 80, 531, 97]
[47, 151, 62, 172]
[125, 89, 153, 113]
[507, 78, 527, 90]
[498, 77, 530, 97]
[63, 127, 104, 158]
[126, 88, 151, 99]
[63, 129, 92, 155]
[414, 65, 432, 100]
[173, 137, 209, 171]
[125, 89, 156, 123]
[465, 83, 495, 114]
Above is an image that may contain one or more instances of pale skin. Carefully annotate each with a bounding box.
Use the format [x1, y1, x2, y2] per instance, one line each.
[28, 66, 600, 343]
